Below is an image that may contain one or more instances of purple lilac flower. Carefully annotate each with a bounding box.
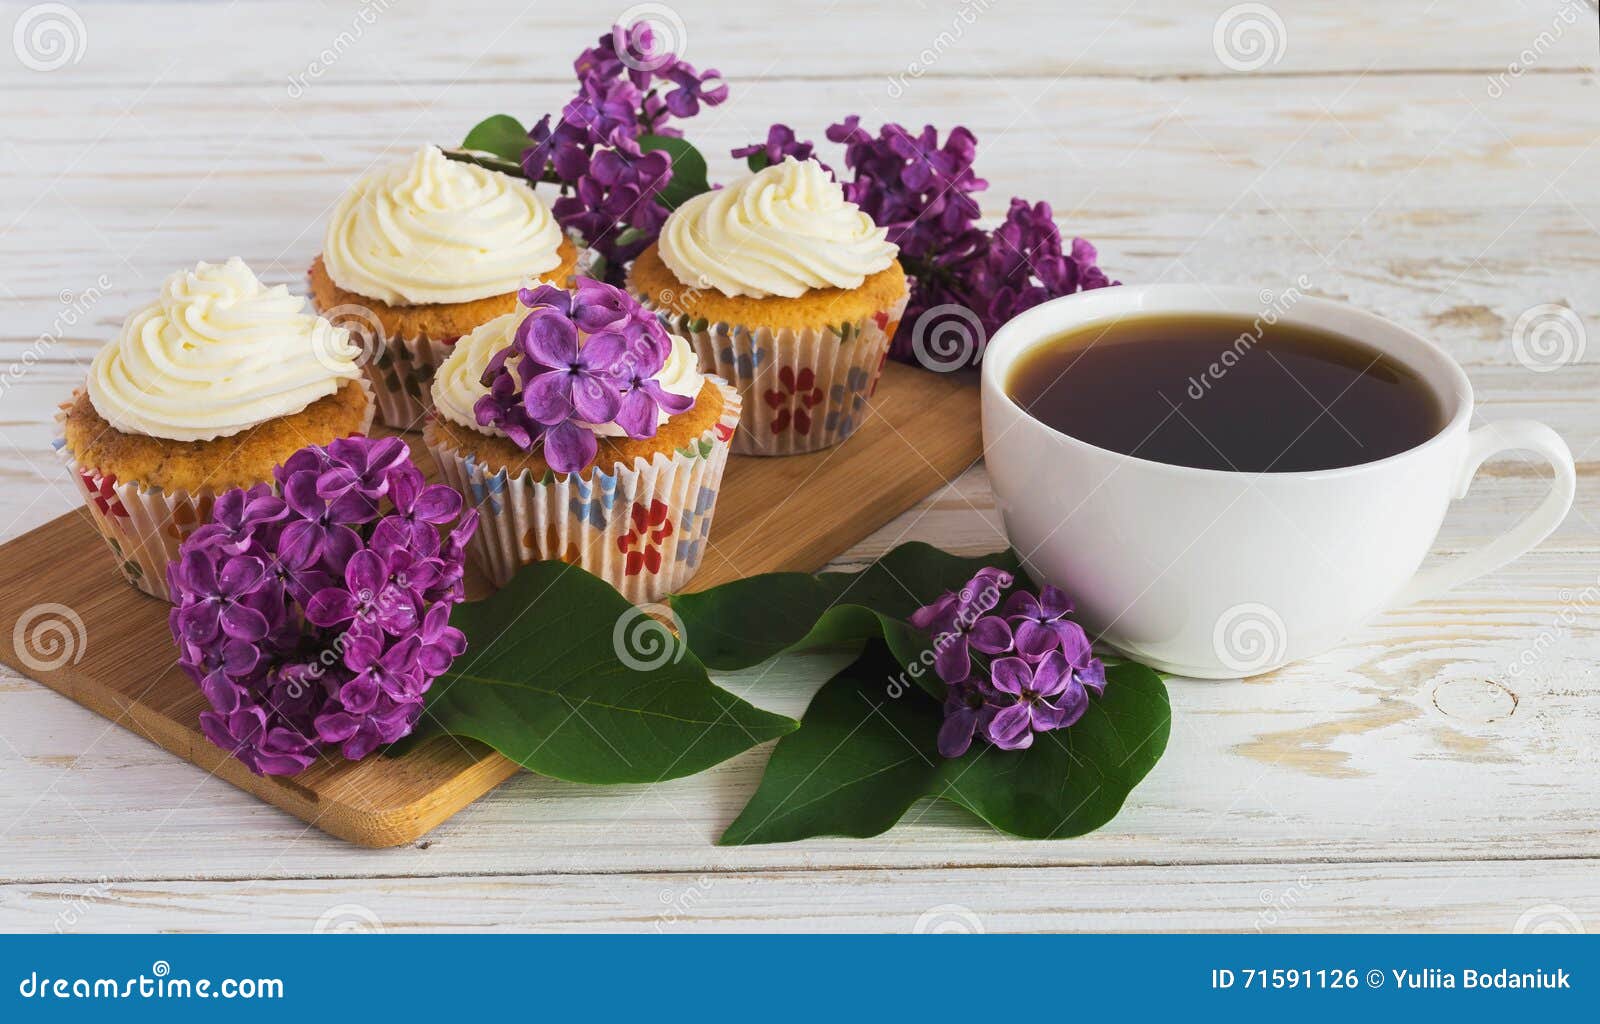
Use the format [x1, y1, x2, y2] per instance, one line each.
[816, 116, 1119, 364]
[474, 278, 696, 475]
[908, 565, 1013, 683]
[732, 124, 821, 171]
[513, 25, 727, 277]
[615, 354, 695, 437]
[1004, 584, 1091, 662]
[938, 678, 993, 759]
[985, 651, 1090, 751]
[168, 436, 477, 776]
[909, 567, 1107, 758]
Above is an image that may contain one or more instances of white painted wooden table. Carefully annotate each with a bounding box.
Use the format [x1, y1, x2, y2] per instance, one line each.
[1, 0, 1597, 933]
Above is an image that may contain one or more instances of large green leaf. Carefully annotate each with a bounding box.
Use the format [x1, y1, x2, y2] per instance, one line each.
[418, 561, 797, 784]
[721, 643, 1170, 845]
[638, 134, 711, 210]
[673, 542, 1023, 674]
[460, 114, 531, 163]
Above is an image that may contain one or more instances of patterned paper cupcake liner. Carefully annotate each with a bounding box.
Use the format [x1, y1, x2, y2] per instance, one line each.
[53, 379, 377, 603]
[314, 252, 584, 434]
[358, 331, 452, 432]
[426, 379, 741, 604]
[634, 289, 907, 456]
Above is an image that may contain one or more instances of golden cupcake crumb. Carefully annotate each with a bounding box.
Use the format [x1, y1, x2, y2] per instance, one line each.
[62, 379, 371, 493]
[629, 243, 907, 332]
[426, 377, 727, 479]
[308, 238, 579, 341]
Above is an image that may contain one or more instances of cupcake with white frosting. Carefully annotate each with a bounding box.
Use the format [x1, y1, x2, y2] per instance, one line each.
[423, 280, 740, 602]
[58, 258, 373, 600]
[309, 145, 579, 430]
[628, 156, 908, 455]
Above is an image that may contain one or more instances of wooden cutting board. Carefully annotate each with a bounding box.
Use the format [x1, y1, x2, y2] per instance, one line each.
[0, 364, 980, 847]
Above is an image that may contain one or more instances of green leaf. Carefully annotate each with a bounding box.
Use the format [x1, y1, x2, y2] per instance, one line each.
[673, 541, 1022, 676]
[720, 643, 1170, 845]
[460, 114, 531, 163]
[639, 134, 711, 210]
[745, 152, 771, 173]
[418, 561, 797, 784]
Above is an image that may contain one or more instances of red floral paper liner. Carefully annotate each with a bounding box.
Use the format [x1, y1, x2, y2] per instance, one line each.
[425, 378, 741, 604]
[53, 379, 377, 602]
[630, 281, 907, 456]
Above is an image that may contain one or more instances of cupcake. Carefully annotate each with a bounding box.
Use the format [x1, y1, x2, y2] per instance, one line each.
[628, 156, 907, 456]
[58, 257, 372, 601]
[424, 279, 739, 603]
[310, 145, 580, 430]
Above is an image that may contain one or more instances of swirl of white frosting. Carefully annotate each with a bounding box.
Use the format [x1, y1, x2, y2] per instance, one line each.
[86, 258, 361, 442]
[322, 145, 564, 306]
[658, 156, 898, 299]
[433, 312, 702, 439]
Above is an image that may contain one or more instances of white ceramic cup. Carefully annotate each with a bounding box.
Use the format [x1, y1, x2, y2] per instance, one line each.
[981, 284, 1576, 678]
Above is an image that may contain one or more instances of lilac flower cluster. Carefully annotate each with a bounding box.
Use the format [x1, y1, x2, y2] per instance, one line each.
[910, 568, 1107, 758]
[167, 437, 478, 776]
[731, 124, 822, 172]
[474, 278, 693, 474]
[523, 23, 727, 271]
[734, 119, 1118, 364]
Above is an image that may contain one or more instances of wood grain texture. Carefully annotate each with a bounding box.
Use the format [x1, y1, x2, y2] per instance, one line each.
[0, 0, 1596, 931]
[3, 859, 1597, 933]
[0, 365, 980, 848]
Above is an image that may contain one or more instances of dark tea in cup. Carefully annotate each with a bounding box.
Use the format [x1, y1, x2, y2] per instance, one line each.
[1004, 314, 1445, 473]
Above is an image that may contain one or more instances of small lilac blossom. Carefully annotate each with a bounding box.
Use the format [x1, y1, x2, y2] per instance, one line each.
[908, 566, 1107, 758]
[984, 651, 1090, 751]
[909, 565, 1015, 683]
[818, 116, 1118, 365]
[937, 678, 993, 759]
[474, 279, 699, 475]
[510, 25, 728, 277]
[168, 437, 476, 777]
[732, 124, 821, 171]
[1004, 585, 1092, 663]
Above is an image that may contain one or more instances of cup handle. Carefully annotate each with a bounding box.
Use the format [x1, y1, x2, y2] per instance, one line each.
[1396, 420, 1576, 605]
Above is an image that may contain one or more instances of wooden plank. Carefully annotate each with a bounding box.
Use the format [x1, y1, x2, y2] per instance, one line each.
[2, 0, 1592, 87]
[4, 859, 1597, 932]
[1, 552, 1595, 883]
[0, 364, 980, 848]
